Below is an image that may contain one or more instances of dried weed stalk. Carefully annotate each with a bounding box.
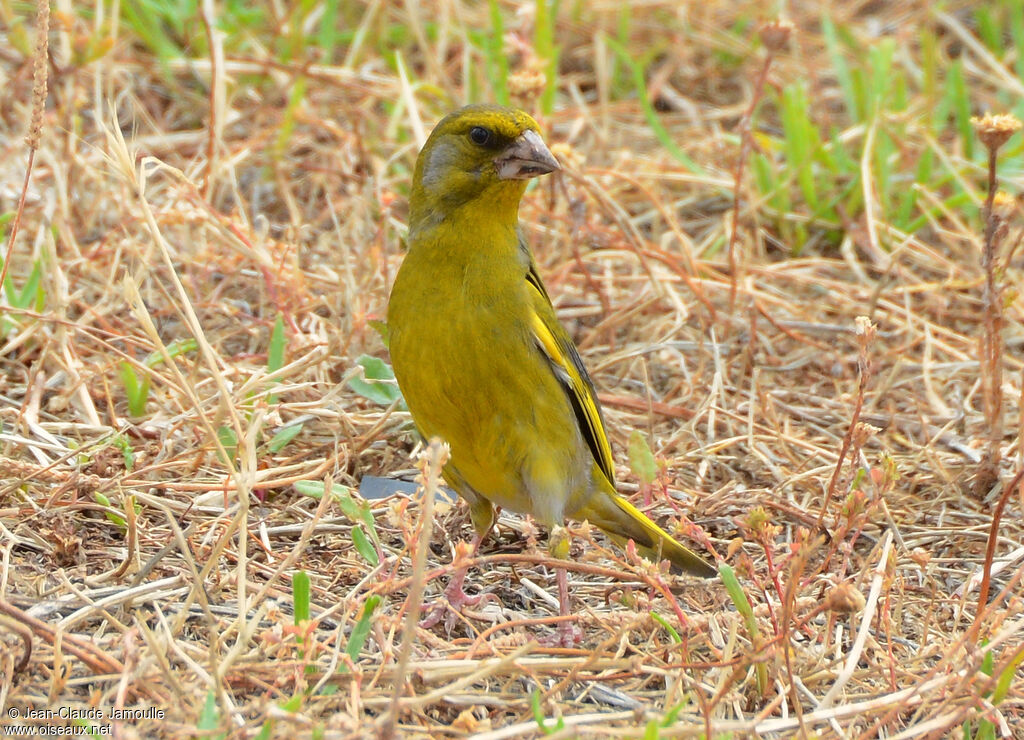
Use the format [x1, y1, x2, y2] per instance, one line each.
[818, 316, 877, 530]
[0, 0, 49, 291]
[380, 439, 445, 739]
[971, 112, 1021, 497]
[727, 19, 793, 310]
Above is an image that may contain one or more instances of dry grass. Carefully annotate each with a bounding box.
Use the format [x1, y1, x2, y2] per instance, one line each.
[1, 1, 1023, 738]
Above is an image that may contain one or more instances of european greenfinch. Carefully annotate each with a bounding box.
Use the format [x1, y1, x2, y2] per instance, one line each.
[388, 104, 715, 634]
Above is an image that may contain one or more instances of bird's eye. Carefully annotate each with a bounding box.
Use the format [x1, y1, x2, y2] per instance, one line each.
[469, 126, 492, 146]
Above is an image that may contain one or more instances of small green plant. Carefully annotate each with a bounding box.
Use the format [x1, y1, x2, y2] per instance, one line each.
[292, 570, 311, 632]
[467, 0, 510, 106]
[293, 481, 380, 566]
[119, 337, 198, 418]
[604, 36, 705, 175]
[215, 425, 239, 466]
[650, 611, 681, 643]
[93, 491, 137, 531]
[197, 689, 225, 740]
[111, 434, 135, 471]
[530, 688, 565, 735]
[344, 595, 381, 665]
[347, 354, 406, 410]
[266, 312, 286, 404]
[720, 563, 769, 695]
[118, 363, 150, 418]
[963, 641, 1024, 740]
[0, 253, 46, 334]
[534, 0, 560, 115]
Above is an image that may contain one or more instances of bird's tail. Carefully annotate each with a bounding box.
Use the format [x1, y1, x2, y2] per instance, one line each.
[576, 483, 716, 578]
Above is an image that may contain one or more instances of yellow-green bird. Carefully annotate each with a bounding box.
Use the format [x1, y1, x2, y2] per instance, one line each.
[388, 104, 715, 635]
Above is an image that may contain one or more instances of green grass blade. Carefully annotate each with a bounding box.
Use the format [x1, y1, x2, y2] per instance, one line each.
[974, 6, 999, 52]
[292, 571, 311, 626]
[351, 525, 379, 566]
[534, 0, 560, 114]
[992, 648, 1024, 704]
[317, 0, 341, 60]
[266, 313, 287, 405]
[18, 260, 44, 311]
[118, 362, 150, 418]
[268, 313, 286, 374]
[780, 83, 820, 211]
[216, 425, 239, 466]
[267, 424, 303, 453]
[867, 38, 896, 113]
[947, 60, 972, 160]
[650, 611, 681, 643]
[1012, 1, 1024, 86]
[345, 594, 381, 662]
[197, 690, 223, 738]
[121, 0, 188, 64]
[720, 563, 769, 694]
[605, 36, 705, 175]
[530, 689, 564, 735]
[144, 337, 197, 367]
[486, 0, 510, 105]
[822, 16, 859, 121]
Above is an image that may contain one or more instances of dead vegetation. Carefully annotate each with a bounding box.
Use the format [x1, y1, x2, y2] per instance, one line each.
[1, 1, 1022, 737]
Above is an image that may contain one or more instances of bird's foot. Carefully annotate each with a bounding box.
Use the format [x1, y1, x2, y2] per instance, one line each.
[540, 620, 584, 647]
[419, 576, 499, 631]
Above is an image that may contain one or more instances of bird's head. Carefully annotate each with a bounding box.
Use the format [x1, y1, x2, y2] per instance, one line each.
[409, 104, 560, 231]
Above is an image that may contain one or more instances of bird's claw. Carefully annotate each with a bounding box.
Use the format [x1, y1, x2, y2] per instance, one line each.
[419, 580, 499, 631]
[540, 620, 583, 647]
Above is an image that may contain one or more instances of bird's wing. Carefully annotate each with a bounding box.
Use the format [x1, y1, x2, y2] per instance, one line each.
[525, 259, 616, 485]
[525, 251, 716, 578]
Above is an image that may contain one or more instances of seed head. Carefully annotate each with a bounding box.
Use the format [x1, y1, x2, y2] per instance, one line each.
[508, 69, 547, 100]
[971, 112, 1022, 153]
[823, 583, 866, 614]
[759, 19, 794, 53]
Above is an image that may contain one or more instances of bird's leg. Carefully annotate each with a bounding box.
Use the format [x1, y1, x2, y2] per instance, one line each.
[546, 524, 583, 646]
[419, 533, 488, 629]
[420, 499, 499, 630]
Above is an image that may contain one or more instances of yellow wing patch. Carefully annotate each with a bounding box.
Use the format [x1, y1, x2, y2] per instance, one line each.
[525, 263, 616, 485]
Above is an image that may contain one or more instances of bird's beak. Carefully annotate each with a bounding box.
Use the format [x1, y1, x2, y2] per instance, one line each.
[495, 130, 561, 180]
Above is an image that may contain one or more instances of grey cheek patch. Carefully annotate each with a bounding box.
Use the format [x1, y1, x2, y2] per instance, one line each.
[421, 142, 482, 191]
[420, 143, 450, 189]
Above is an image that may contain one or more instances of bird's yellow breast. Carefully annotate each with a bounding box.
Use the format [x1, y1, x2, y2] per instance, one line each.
[389, 219, 588, 520]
